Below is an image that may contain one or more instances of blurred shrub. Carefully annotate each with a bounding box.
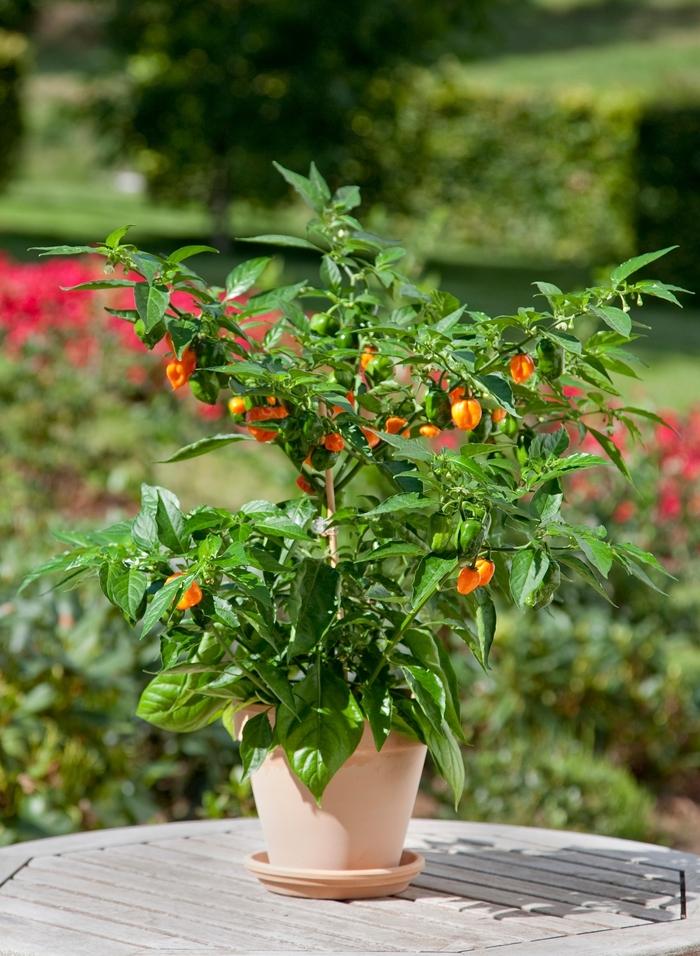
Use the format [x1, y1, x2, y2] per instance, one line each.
[455, 737, 654, 842]
[366, 62, 699, 288]
[0, 27, 25, 189]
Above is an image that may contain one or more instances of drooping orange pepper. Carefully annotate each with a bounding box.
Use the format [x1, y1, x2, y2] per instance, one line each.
[475, 558, 495, 587]
[165, 572, 203, 610]
[510, 353, 535, 385]
[451, 398, 482, 431]
[456, 567, 480, 596]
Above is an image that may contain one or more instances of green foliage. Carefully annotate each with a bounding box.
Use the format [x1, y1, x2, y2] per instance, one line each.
[27, 163, 677, 805]
[456, 737, 654, 842]
[0, 27, 25, 191]
[98, 0, 485, 233]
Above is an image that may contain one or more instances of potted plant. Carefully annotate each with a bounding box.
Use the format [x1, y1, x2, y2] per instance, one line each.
[25, 163, 679, 898]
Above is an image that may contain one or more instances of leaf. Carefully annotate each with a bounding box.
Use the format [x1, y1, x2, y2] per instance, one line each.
[586, 427, 631, 480]
[134, 283, 169, 332]
[167, 244, 219, 264]
[273, 161, 328, 213]
[572, 529, 614, 578]
[61, 279, 137, 292]
[132, 484, 159, 550]
[31, 244, 100, 257]
[634, 280, 688, 307]
[356, 542, 425, 563]
[474, 590, 496, 668]
[592, 305, 631, 337]
[530, 479, 563, 523]
[287, 559, 339, 659]
[240, 711, 274, 778]
[363, 493, 434, 519]
[110, 566, 148, 619]
[402, 664, 446, 733]
[509, 549, 550, 608]
[411, 554, 459, 615]
[410, 706, 464, 808]
[333, 184, 361, 211]
[276, 665, 364, 801]
[140, 575, 192, 638]
[610, 246, 677, 286]
[477, 374, 515, 414]
[238, 234, 320, 251]
[136, 672, 224, 732]
[159, 433, 249, 463]
[361, 683, 392, 751]
[105, 224, 133, 248]
[253, 515, 311, 540]
[225, 257, 271, 298]
[155, 488, 189, 552]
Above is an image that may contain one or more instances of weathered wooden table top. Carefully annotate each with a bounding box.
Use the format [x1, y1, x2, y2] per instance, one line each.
[0, 818, 698, 955]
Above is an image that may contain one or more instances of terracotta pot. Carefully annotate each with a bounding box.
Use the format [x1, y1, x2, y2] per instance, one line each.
[235, 707, 427, 871]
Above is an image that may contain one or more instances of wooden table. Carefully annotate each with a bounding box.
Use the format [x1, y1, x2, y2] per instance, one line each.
[0, 818, 698, 955]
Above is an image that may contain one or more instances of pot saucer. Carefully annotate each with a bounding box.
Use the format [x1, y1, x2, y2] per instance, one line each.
[244, 849, 424, 899]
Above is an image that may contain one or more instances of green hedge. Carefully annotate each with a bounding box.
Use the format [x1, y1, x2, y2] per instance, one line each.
[368, 62, 698, 287]
[0, 29, 25, 190]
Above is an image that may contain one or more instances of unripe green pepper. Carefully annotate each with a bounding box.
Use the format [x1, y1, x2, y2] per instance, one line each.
[190, 372, 220, 405]
[424, 388, 451, 426]
[526, 562, 561, 608]
[309, 313, 339, 336]
[333, 367, 355, 389]
[365, 354, 393, 383]
[536, 339, 564, 379]
[310, 446, 335, 470]
[429, 513, 458, 555]
[457, 518, 483, 554]
[336, 328, 360, 349]
[502, 414, 519, 438]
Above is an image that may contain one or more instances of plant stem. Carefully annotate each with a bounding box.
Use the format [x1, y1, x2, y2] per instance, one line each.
[325, 466, 339, 568]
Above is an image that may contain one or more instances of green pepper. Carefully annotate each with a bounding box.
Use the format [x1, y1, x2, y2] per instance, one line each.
[336, 328, 360, 349]
[502, 414, 519, 438]
[536, 339, 564, 379]
[309, 313, 339, 336]
[424, 388, 451, 426]
[333, 367, 356, 389]
[365, 355, 393, 383]
[190, 372, 220, 405]
[310, 446, 335, 470]
[457, 518, 483, 554]
[429, 513, 458, 555]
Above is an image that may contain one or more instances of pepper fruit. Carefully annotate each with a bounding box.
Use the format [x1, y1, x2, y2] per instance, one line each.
[365, 354, 393, 382]
[309, 313, 339, 336]
[536, 339, 564, 379]
[165, 572, 203, 611]
[324, 432, 345, 452]
[458, 519, 483, 554]
[475, 558, 495, 587]
[310, 446, 335, 470]
[361, 427, 381, 449]
[429, 513, 458, 555]
[386, 416, 409, 434]
[360, 346, 377, 371]
[510, 353, 535, 384]
[424, 388, 451, 426]
[457, 566, 481, 596]
[296, 475, 314, 494]
[451, 398, 482, 431]
[449, 385, 466, 405]
[491, 407, 507, 425]
[247, 426, 277, 443]
[165, 346, 197, 390]
[419, 424, 441, 438]
[228, 396, 247, 417]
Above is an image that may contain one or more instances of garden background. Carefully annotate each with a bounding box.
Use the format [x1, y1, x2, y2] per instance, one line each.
[1, 0, 699, 849]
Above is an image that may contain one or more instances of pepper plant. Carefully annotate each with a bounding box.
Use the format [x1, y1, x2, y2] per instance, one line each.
[25, 163, 682, 804]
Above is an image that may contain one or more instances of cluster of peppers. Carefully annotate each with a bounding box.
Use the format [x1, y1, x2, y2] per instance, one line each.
[163, 322, 554, 598]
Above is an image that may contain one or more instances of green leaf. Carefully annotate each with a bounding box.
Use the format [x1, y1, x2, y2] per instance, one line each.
[240, 711, 274, 778]
[31, 244, 100, 257]
[104, 224, 133, 248]
[287, 559, 339, 659]
[411, 554, 459, 615]
[253, 515, 311, 540]
[110, 566, 148, 619]
[159, 433, 249, 463]
[61, 279, 137, 292]
[273, 161, 328, 213]
[361, 683, 392, 751]
[334, 184, 361, 211]
[136, 672, 223, 731]
[225, 257, 271, 298]
[155, 488, 189, 552]
[633, 280, 688, 307]
[572, 529, 614, 578]
[509, 549, 550, 607]
[402, 664, 445, 733]
[610, 246, 677, 286]
[531, 479, 563, 523]
[477, 374, 515, 414]
[132, 484, 159, 550]
[356, 542, 425, 563]
[592, 305, 631, 337]
[140, 575, 192, 638]
[167, 244, 218, 264]
[276, 665, 364, 801]
[238, 234, 320, 251]
[363, 493, 434, 519]
[411, 707, 464, 808]
[134, 283, 169, 332]
[586, 427, 631, 480]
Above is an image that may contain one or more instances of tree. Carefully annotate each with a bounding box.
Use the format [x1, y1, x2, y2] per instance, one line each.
[100, 0, 488, 245]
